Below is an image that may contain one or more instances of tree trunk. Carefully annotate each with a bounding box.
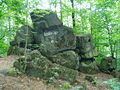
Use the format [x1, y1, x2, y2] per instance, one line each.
[70, 0, 75, 28]
[105, 16, 114, 57]
[24, 0, 29, 72]
[60, 0, 62, 21]
[89, 3, 93, 35]
[49, 0, 52, 10]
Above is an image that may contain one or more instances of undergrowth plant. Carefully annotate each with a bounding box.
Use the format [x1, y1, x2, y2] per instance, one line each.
[103, 78, 120, 90]
[47, 67, 60, 83]
[62, 82, 71, 90]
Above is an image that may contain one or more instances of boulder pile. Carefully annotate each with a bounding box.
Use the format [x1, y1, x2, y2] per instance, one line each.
[8, 9, 99, 82]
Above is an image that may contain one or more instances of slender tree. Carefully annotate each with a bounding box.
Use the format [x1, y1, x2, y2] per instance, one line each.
[24, 0, 29, 72]
[70, 0, 75, 28]
[60, 0, 63, 21]
[105, 15, 114, 57]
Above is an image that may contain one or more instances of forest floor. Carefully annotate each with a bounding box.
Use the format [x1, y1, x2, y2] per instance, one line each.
[0, 55, 113, 90]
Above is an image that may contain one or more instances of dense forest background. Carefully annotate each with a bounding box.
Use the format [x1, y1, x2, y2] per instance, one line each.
[0, 0, 120, 68]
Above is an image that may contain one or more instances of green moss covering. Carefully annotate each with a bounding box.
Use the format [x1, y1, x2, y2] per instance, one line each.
[49, 51, 79, 70]
[79, 61, 99, 74]
[32, 9, 51, 18]
[14, 50, 78, 83]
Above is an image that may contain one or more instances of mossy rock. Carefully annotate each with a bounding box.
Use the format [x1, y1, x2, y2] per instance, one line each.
[26, 61, 78, 83]
[99, 56, 117, 74]
[49, 51, 79, 70]
[79, 60, 99, 74]
[14, 50, 78, 83]
[31, 9, 51, 19]
[110, 70, 120, 78]
[81, 47, 98, 58]
[76, 34, 98, 58]
[30, 9, 62, 30]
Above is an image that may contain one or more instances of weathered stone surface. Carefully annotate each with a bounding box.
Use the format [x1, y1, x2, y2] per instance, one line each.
[9, 9, 100, 81]
[30, 9, 62, 30]
[38, 26, 76, 56]
[80, 47, 98, 58]
[14, 50, 78, 83]
[10, 25, 34, 48]
[76, 34, 98, 58]
[49, 51, 79, 70]
[79, 59, 99, 74]
[99, 56, 117, 74]
[30, 9, 76, 55]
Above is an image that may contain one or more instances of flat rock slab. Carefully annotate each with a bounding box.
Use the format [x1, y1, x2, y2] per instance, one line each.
[49, 51, 79, 70]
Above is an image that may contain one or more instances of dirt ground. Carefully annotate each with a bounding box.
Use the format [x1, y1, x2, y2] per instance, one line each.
[0, 56, 112, 90]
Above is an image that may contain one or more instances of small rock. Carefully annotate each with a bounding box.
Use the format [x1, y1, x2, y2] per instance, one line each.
[99, 56, 117, 74]
[85, 75, 96, 84]
[79, 60, 99, 74]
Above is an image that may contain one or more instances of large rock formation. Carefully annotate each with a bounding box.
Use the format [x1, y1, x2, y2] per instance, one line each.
[8, 9, 99, 82]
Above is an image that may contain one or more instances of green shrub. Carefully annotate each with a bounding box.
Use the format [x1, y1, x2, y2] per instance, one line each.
[47, 67, 60, 83]
[62, 82, 71, 90]
[7, 67, 18, 76]
[103, 78, 120, 90]
[0, 40, 9, 57]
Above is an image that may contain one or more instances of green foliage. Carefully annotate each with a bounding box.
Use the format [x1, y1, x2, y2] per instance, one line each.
[47, 67, 60, 83]
[61, 82, 71, 90]
[103, 78, 120, 90]
[0, 0, 27, 56]
[0, 40, 9, 57]
[7, 67, 18, 76]
[73, 85, 86, 90]
[117, 58, 120, 70]
[47, 77, 56, 83]
[74, 86, 82, 90]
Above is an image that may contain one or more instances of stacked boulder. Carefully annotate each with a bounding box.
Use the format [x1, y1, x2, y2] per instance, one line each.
[76, 34, 99, 74]
[8, 9, 99, 82]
